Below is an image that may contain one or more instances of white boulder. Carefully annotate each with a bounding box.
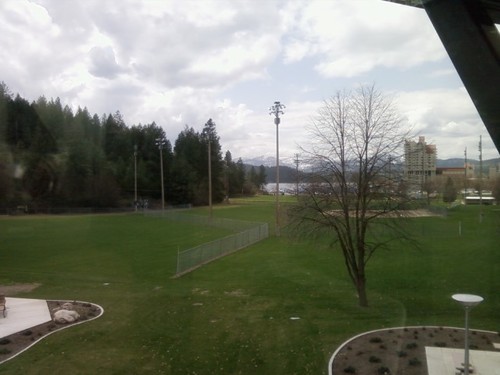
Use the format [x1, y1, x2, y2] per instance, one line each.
[53, 309, 80, 323]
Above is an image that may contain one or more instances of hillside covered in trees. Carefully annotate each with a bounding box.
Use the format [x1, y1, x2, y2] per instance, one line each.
[0, 82, 267, 212]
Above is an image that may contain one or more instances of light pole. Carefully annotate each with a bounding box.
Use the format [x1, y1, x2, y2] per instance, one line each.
[208, 136, 213, 219]
[155, 137, 166, 212]
[479, 135, 483, 221]
[464, 147, 467, 201]
[452, 293, 483, 375]
[134, 144, 138, 211]
[269, 101, 285, 237]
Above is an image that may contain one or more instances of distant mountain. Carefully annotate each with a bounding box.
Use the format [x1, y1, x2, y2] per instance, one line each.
[437, 158, 500, 168]
[242, 163, 298, 183]
[245, 156, 500, 169]
[436, 158, 467, 168]
[242, 156, 295, 168]
[242, 157, 500, 184]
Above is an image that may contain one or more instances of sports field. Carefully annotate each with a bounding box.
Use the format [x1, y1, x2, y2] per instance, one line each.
[0, 200, 498, 374]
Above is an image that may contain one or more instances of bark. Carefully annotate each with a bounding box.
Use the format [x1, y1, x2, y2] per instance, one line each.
[356, 274, 368, 307]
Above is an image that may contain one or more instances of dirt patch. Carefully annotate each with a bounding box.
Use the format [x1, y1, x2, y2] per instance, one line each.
[0, 283, 41, 295]
[0, 300, 101, 364]
[331, 326, 500, 374]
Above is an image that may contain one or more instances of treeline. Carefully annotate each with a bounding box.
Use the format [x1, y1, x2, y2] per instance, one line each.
[0, 82, 266, 210]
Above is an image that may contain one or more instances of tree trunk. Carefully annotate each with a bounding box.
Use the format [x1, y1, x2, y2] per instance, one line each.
[356, 275, 368, 307]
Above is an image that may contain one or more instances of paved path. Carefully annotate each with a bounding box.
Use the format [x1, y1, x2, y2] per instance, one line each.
[0, 297, 51, 338]
[426, 347, 500, 375]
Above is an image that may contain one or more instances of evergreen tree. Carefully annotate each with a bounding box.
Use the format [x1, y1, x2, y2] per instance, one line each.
[171, 126, 202, 204]
[233, 158, 245, 194]
[443, 177, 457, 203]
[0, 86, 247, 209]
[201, 119, 224, 204]
[257, 165, 267, 190]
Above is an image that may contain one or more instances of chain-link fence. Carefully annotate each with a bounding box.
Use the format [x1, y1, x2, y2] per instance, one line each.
[175, 222, 268, 276]
[144, 210, 269, 276]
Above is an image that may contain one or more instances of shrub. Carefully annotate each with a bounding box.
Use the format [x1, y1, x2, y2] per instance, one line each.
[409, 358, 421, 366]
[0, 348, 12, 355]
[369, 355, 381, 363]
[370, 337, 383, 343]
[435, 342, 447, 347]
[406, 342, 418, 350]
[377, 366, 391, 374]
[21, 330, 33, 336]
[343, 366, 356, 373]
[396, 351, 407, 357]
[0, 338, 11, 345]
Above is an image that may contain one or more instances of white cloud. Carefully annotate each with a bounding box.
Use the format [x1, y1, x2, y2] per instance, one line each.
[283, 0, 446, 77]
[88, 46, 125, 78]
[0, 0, 497, 163]
[396, 88, 498, 159]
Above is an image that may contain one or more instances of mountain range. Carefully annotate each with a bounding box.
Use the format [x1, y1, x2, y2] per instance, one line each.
[243, 156, 500, 184]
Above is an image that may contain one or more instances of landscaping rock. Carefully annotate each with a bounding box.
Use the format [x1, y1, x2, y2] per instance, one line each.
[53, 309, 80, 324]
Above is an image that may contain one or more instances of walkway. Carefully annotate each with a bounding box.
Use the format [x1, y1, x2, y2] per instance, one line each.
[0, 297, 52, 338]
[426, 346, 500, 375]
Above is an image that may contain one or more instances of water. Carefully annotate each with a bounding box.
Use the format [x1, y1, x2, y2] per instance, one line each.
[264, 183, 298, 194]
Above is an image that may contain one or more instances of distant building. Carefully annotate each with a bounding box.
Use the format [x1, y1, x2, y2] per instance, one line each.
[488, 163, 500, 179]
[436, 163, 474, 177]
[404, 136, 437, 189]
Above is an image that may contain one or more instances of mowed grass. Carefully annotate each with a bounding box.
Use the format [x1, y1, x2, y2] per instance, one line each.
[0, 202, 499, 374]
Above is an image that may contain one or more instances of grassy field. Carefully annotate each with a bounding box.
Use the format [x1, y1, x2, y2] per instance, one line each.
[0, 201, 499, 374]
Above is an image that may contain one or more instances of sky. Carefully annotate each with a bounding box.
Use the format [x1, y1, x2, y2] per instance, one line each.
[1, 0, 499, 166]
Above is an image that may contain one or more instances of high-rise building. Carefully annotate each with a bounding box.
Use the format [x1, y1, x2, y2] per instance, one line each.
[404, 136, 437, 189]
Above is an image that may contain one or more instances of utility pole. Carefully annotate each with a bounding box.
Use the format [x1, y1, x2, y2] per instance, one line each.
[269, 101, 285, 237]
[479, 135, 483, 221]
[155, 137, 166, 212]
[464, 147, 467, 202]
[208, 137, 213, 219]
[294, 153, 300, 196]
[134, 144, 138, 211]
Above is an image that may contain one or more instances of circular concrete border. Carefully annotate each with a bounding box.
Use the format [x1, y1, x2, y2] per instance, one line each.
[327, 326, 499, 375]
[0, 299, 104, 366]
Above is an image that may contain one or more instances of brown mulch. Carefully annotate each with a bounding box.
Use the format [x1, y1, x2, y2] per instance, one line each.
[0, 300, 101, 364]
[331, 326, 500, 374]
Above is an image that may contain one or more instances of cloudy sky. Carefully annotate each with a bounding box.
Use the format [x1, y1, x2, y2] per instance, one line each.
[1, 0, 499, 165]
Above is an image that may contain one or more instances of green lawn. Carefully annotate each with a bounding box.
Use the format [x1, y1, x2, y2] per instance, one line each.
[0, 202, 498, 374]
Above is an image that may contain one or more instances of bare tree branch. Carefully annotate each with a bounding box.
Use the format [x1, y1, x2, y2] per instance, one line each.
[289, 84, 414, 307]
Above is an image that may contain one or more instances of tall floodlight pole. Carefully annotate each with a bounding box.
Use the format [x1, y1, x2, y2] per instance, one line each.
[452, 294, 483, 375]
[269, 101, 285, 237]
[208, 137, 213, 219]
[134, 144, 138, 212]
[464, 147, 467, 202]
[294, 153, 300, 196]
[479, 135, 483, 220]
[156, 137, 166, 212]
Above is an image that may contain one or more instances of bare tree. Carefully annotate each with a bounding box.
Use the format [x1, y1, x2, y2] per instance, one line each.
[290, 85, 411, 307]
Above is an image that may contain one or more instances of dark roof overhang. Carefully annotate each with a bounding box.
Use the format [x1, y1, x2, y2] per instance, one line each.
[384, 0, 500, 154]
